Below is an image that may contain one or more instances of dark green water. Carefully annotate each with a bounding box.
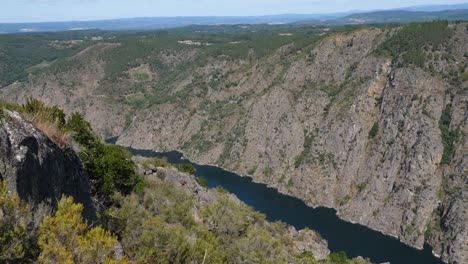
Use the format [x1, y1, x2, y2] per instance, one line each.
[109, 138, 442, 264]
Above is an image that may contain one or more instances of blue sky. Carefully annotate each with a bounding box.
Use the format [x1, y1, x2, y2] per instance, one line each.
[2, 0, 467, 23]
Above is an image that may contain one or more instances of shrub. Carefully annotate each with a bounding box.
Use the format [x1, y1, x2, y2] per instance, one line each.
[368, 122, 379, 139]
[64, 112, 139, 199]
[64, 112, 99, 148]
[102, 145, 138, 194]
[82, 144, 138, 197]
[0, 108, 5, 125]
[196, 176, 209, 188]
[247, 166, 257, 175]
[328, 251, 350, 264]
[357, 182, 367, 193]
[176, 163, 197, 175]
[294, 130, 314, 168]
[0, 181, 38, 262]
[459, 72, 468, 82]
[134, 178, 148, 196]
[439, 103, 459, 165]
[38, 197, 120, 264]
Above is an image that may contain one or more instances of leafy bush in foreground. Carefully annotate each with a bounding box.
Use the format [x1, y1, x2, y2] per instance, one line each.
[65, 112, 138, 198]
[0, 181, 38, 262]
[38, 197, 121, 264]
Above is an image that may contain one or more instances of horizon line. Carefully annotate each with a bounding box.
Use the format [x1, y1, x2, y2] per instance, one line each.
[1, 3, 467, 24]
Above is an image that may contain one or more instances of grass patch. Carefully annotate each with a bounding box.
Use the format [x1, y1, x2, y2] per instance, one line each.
[142, 157, 171, 170]
[130, 64, 152, 82]
[19, 98, 69, 147]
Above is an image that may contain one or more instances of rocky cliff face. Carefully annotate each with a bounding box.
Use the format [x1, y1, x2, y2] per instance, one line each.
[1, 23, 466, 262]
[0, 110, 95, 220]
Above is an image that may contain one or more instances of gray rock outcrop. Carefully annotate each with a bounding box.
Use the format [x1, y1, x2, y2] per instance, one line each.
[0, 111, 95, 220]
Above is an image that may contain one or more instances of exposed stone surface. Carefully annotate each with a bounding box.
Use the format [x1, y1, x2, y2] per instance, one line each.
[1, 23, 467, 262]
[0, 111, 95, 220]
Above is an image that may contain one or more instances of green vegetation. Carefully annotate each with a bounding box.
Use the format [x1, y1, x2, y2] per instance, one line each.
[287, 179, 294, 188]
[368, 122, 379, 139]
[1, 99, 140, 201]
[337, 195, 352, 206]
[142, 157, 171, 169]
[0, 182, 124, 263]
[424, 223, 433, 240]
[38, 197, 120, 264]
[247, 165, 257, 175]
[264, 166, 273, 177]
[196, 176, 209, 188]
[103, 177, 368, 263]
[460, 71, 468, 82]
[23, 98, 66, 127]
[0, 181, 38, 262]
[65, 112, 139, 198]
[0, 108, 5, 124]
[376, 21, 451, 67]
[175, 163, 197, 175]
[0, 99, 371, 263]
[439, 103, 459, 165]
[132, 71, 150, 82]
[0, 98, 69, 145]
[294, 130, 315, 168]
[357, 183, 368, 193]
[0, 25, 332, 113]
[105, 180, 261, 263]
[0, 31, 92, 87]
[216, 120, 246, 165]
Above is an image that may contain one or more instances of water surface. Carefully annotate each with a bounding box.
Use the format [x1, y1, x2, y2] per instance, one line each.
[114, 141, 442, 264]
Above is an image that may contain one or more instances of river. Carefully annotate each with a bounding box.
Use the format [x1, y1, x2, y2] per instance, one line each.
[111, 139, 442, 264]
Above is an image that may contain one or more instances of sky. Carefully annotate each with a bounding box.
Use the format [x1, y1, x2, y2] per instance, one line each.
[1, 0, 467, 23]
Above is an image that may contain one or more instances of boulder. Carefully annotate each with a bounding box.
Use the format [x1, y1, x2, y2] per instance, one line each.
[0, 111, 95, 220]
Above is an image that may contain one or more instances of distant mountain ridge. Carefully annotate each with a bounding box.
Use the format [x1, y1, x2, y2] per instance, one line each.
[0, 3, 467, 33]
[401, 3, 468, 12]
[296, 8, 468, 25]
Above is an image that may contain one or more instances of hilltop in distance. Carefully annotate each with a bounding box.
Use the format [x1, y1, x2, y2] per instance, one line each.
[1, 3, 468, 33]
